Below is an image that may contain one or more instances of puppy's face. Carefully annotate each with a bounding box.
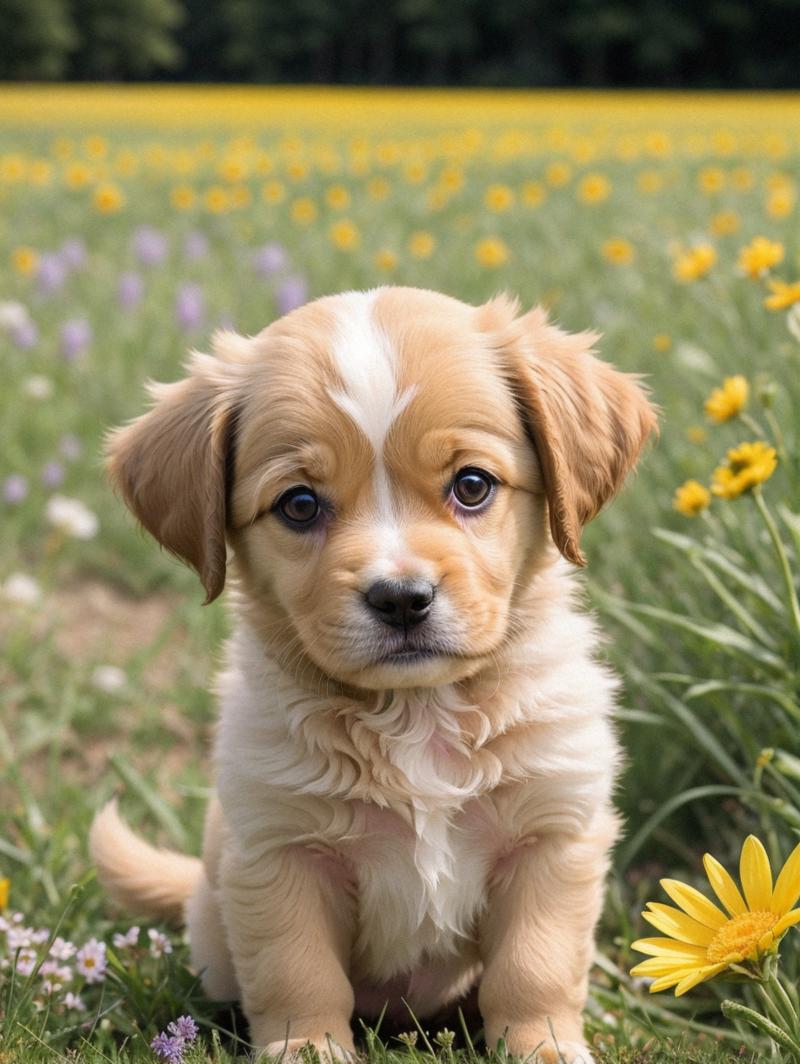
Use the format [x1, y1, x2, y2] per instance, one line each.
[108, 287, 656, 691]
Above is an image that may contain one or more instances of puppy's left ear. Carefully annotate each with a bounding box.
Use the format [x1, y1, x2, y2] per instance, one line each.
[484, 300, 658, 567]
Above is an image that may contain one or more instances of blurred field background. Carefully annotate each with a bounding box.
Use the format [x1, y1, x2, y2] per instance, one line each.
[1, 87, 800, 1061]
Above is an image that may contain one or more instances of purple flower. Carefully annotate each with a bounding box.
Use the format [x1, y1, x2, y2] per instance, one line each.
[11, 319, 39, 349]
[150, 1032, 184, 1062]
[133, 225, 168, 267]
[253, 242, 288, 277]
[41, 461, 65, 489]
[275, 274, 308, 315]
[37, 253, 68, 296]
[168, 1016, 198, 1042]
[60, 238, 87, 270]
[118, 271, 144, 310]
[59, 434, 83, 461]
[183, 231, 209, 261]
[60, 318, 92, 361]
[175, 284, 205, 331]
[3, 474, 28, 504]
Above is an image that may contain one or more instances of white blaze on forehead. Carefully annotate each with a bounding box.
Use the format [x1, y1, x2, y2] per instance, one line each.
[327, 290, 415, 461]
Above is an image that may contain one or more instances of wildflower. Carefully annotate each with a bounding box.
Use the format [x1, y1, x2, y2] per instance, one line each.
[262, 180, 285, 205]
[687, 425, 708, 445]
[0, 878, 8, 909]
[91, 665, 127, 693]
[672, 244, 717, 283]
[133, 226, 168, 267]
[291, 198, 317, 224]
[329, 219, 360, 251]
[118, 272, 144, 310]
[325, 184, 350, 210]
[49, 937, 76, 960]
[3, 474, 29, 505]
[113, 925, 140, 949]
[711, 441, 778, 499]
[367, 177, 390, 201]
[408, 230, 435, 259]
[151, 1032, 184, 1062]
[11, 246, 39, 275]
[766, 186, 795, 219]
[16, 948, 38, 976]
[475, 237, 509, 268]
[710, 210, 740, 237]
[175, 284, 205, 331]
[41, 461, 65, 489]
[76, 938, 107, 983]
[60, 238, 87, 270]
[40, 959, 72, 993]
[46, 495, 100, 539]
[673, 480, 711, 517]
[93, 182, 125, 213]
[652, 333, 671, 353]
[169, 1016, 199, 1041]
[170, 185, 195, 211]
[602, 238, 635, 265]
[484, 184, 514, 212]
[275, 275, 308, 316]
[37, 253, 67, 296]
[11, 318, 39, 349]
[545, 161, 571, 187]
[204, 186, 229, 213]
[1, 573, 41, 607]
[697, 167, 725, 194]
[0, 301, 30, 332]
[577, 173, 611, 203]
[252, 242, 288, 277]
[184, 232, 208, 261]
[60, 318, 93, 360]
[704, 375, 748, 422]
[59, 434, 83, 461]
[631, 835, 800, 995]
[148, 928, 173, 958]
[521, 181, 545, 207]
[737, 236, 784, 279]
[63, 991, 86, 1012]
[374, 248, 398, 271]
[763, 279, 800, 311]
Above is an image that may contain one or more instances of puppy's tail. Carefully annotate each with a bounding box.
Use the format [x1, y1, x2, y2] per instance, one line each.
[90, 800, 203, 924]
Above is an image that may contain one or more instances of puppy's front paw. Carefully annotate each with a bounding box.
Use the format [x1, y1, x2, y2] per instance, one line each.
[533, 1042, 595, 1064]
[262, 1036, 355, 1062]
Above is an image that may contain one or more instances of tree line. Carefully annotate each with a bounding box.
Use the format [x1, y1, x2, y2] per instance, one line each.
[2, 0, 800, 87]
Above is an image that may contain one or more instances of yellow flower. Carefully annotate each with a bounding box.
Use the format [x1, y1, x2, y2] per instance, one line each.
[84, 135, 107, 160]
[704, 375, 749, 422]
[65, 162, 92, 189]
[602, 238, 635, 265]
[204, 186, 229, 213]
[93, 182, 125, 213]
[687, 425, 708, 445]
[171, 184, 196, 210]
[577, 173, 610, 204]
[408, 230, 435, 259]
[631, 835, 800, 996]
[325, 184, 350, 210]
[652, 333, 672, 353]
[286, 160, 309, 182]
[711, 441, 778, 499]
[545, 161, 571, 187]
[403, 161, 427, 184]
[439, 166, 464, 192]
[673, 480, 711, 517]
[766, 186, 795, 219]
[374, 248, 398, 271]
[484, 184, 514, 212]
[29, 161, 52, 187]
[521, 181, 545, 207]
[291, 197, 317, 224]
[673, 244, 717, 283]
[764, 279, 800, 311]
[367, 177, 390, 201]
[0, 877, 8, 910]
[698, 167, 725, 194]
[738, 236, 784, 279]
[262, 180, 286, 205]
[475, 237, 509, 268]
[11, 246, 39, 275]
[329, 219, 360, 251]
[219, 157, 248, 183]
[710, 210, 740, 237]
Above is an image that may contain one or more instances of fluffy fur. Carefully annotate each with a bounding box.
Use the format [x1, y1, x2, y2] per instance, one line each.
[91, 286, 657, 1063]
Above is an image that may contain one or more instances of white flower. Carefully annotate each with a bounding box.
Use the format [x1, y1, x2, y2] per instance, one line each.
[91, 665, 127, 694]
[148, 928, 173, 958]
[0, 301, 30, 331]
[22, 375, 54, 400]
[40, 960, 72, 993]
[46, 495, 99, 540]
[1, 573, 42, 606]
[30, 928, 50, 945]
[49, 937, 76, 961]
[75, 938, 106, 983]
[64, 991, 86, 1012]
[112, 925, 139, 949]
[15, 948, 37, 976]
[6, 925, 34, 950]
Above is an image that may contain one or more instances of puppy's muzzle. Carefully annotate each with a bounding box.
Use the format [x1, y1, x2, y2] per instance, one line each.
[365, 578, 435, 630]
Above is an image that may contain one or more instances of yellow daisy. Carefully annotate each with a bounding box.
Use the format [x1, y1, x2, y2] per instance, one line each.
[764, 279, 800, 311]
[673, 479, 711, 517]
[631, 835, 800, 996]
[704, 375, 748, 422]
[711, 441, 778, 499]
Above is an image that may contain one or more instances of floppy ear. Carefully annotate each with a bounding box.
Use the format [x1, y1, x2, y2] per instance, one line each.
[490, 303, 658, 567]
[106, 349, 240, 603]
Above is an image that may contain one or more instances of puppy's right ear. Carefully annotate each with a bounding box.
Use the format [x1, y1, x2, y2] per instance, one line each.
[106, 345, 242, 603]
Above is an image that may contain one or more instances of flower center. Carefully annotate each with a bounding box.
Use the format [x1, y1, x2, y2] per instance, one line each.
[706, 910, 778, 963]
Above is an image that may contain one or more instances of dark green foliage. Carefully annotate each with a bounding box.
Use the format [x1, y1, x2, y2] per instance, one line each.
[69, 0, 185, 80]
[0, 0, 76, 79]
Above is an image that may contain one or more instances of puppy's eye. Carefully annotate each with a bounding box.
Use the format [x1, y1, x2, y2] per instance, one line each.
[275, 486, 320, 529]
[451, 467, 495, 510]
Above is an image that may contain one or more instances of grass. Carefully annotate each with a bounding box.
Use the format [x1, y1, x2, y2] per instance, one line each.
[1, 88, 799, 1061]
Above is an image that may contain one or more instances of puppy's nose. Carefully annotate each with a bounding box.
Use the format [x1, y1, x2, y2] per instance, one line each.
[365, 578, 435, 629]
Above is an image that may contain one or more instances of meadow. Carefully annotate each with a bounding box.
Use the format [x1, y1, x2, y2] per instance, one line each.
[1, 87, 799, 1063]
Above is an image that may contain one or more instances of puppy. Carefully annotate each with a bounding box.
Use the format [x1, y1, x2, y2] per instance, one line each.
[91, 287, 656, 1063]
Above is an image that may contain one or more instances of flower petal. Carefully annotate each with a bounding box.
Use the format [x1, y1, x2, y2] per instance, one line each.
[772, 909, 800, 937]
[740, 835, 773, 912]
[660, 878, 727, 929]
[703, 853, 747, 916]
[771, 841, 800, 915]
[630, 937, 710, 959]
[631, 956, 700, 978]
[642, 903, 717, 946]
[674, 963, 728, 997]
[649, 970, 696, 993]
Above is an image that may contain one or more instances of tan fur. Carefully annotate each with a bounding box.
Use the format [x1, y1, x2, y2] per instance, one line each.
[92, 287, 656, 1063]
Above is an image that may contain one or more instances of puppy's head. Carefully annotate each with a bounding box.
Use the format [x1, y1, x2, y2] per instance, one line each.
[108, 287, 656, 691]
